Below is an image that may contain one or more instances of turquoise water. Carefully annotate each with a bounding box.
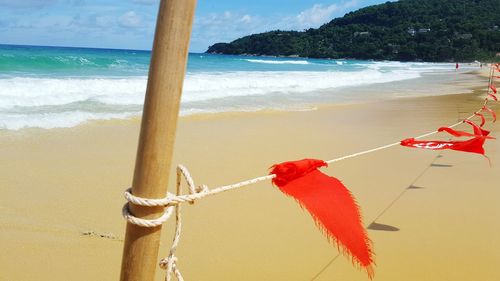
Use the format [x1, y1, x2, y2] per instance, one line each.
[0, 44, 370, 77]
[0, 44, 466, 130]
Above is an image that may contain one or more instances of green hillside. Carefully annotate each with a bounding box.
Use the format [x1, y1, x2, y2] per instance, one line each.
[206, 0, 500, 62]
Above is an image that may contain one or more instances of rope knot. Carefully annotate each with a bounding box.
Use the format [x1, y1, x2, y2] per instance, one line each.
[159, 255, 177, 270]
[160, 255, 185, 281]
[196, 184, 209, 194]
[122, 164, 273, 280]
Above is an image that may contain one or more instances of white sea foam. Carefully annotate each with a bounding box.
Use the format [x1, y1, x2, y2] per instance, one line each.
[0, 61, 458, 130]
[359, 61, 476, 72]
[0, 77, 147, 109]
[0, 111, 138, 130]
[182, 69, 420, 102]
[245, 59, 310, 65]
[0, 69, 420, 110]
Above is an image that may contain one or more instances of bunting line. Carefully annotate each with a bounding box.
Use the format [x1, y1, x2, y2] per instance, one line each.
[309, 64, 498, 279]
[325, 118, 470, 164]
[122, 64, 498, 281]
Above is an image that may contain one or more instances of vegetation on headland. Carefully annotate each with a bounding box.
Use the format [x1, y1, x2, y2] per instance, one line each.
[206, 0, 500, 62]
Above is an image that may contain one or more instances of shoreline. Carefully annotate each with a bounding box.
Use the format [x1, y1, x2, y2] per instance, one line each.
[0, 69, 485, 133]
[1, 69, 499, 281]
[207, 52, 491, 64]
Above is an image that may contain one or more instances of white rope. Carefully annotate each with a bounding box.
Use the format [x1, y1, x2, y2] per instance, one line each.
[122, 203, 175, 228]
[121, 114, 481, 280]
[123, 115, 475, 226]
[326, 116, 472, 164]
[122, 78, 495, 280]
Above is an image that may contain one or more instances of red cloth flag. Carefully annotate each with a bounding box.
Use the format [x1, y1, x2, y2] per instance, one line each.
[463, 119, 491, 137]
[474, 112, 486, 127]
[270, 159, 374, 278]
[482, 105, 497, 123]
[438, 119, 491, 138]
[400, 137, 487, 155]
[402, 118, 492, 155]
[490, 84, 497, 94]
[487, 94, 498, 101]
[437, 127, 478, 138]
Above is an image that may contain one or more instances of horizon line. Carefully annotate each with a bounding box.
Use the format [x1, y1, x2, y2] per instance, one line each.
[0, 43, 207, 54]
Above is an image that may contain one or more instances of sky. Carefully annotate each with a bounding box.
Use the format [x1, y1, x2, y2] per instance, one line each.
[0, 0, 390, 52]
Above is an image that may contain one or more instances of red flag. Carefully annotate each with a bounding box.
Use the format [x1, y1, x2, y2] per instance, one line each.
[400, 137, 486, 155]
[482, 105, 497, 122]
[490, 84, 497, 94]
[270, 159, 374, 277]
[438, 120, 491, 138]
[463, 119, 491, 137]
[487, 94, 498, 101]
[438, 127, 477, 138]
[474, 112, 486, 127]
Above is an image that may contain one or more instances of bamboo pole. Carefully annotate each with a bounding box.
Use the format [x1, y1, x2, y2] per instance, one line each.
[120, 0, 197, 280]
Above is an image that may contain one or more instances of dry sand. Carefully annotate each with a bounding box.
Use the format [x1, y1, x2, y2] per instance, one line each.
[0, 71, 499, 281]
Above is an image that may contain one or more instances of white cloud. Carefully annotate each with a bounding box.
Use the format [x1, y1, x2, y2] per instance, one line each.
[296, 4, 340, 28]
[239, 15, 253, 24]
[294, 0, 359, 29]
[191, 11, 269, 51]
[119, 11, 142, 28]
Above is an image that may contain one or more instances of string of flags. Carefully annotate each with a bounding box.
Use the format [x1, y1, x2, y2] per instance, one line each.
[400, 118, 494, 155]
[267, 64, 498, 278]
[400, 67, 497, 156]
[134, 65, 498, 280]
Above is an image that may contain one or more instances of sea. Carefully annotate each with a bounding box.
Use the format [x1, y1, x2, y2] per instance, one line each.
[0, 44, 478, 130]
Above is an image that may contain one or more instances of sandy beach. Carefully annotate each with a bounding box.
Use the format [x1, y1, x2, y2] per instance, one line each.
[1, 70, 499, 281]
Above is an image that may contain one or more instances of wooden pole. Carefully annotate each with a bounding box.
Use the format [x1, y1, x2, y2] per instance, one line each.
[120, 0, 197, 280]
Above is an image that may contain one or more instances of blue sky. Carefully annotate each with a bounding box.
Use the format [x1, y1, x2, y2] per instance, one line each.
[0, 0, 390, 52]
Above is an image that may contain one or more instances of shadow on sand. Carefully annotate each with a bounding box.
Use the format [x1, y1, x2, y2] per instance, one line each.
[430, 164, 453, 168]
[407, 185, 425, 190]
[367, 222, 400, 232]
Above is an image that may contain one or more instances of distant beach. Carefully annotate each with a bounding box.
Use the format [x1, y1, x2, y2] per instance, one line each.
[1, 48, 499, 280]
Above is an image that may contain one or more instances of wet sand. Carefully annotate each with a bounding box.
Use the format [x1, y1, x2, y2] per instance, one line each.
[0, 70, 499, 281]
